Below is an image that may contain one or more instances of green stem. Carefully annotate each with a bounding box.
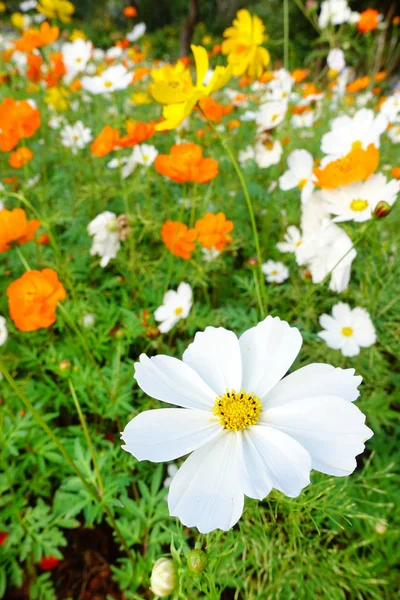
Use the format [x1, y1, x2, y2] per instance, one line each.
[0, 360, 135, 564]
[15, 246, 31, 271]
[202, 113, 267, 317]
[283, 0, 290, 70]
[68, 379, 104, 497]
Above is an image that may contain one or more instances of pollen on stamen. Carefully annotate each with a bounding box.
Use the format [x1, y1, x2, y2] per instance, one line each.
[213, 389, 262, 431]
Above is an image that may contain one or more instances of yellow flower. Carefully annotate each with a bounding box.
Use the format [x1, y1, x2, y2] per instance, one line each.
[45, 87, 69, 112]
[70, 28, 87, 41]
[202, 35, 212, 46]
[0, 2, 6, 14]
[11, 12, 26, 29]
[38, 0, 75, 24]
[222, 9, 270, 78]
[151, 45, 231, 131]
[130, 91, 152, 105]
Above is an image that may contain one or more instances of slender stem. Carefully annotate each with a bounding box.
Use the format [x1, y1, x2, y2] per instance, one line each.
[283, 0, 289, 70]
[15, 247, 31, 271]
[68, 379, 104, 496]
[0, 360, 135, 564]
[202, 113, 267, 317]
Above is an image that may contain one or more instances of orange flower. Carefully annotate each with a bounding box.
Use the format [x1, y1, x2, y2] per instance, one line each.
[259, 71, 275, 83]
[132, 66, 150, 83]
[227, 119, 240, 130]
[346, 76, 370, 93]
[14, 22, 59, 53]
[291, 69, 309, 83]
[36, 232, 50, 245]
[195, 212, 233, 251]
[9, 147, 33, 169]
[0, 208, 40, 252]
[393, 16, 400, 25]
[302, 82, 319, 97]
[91, 126, 120, 157]
[117, 120, 155, 148]
[46, 52, 66, 87]
[0, 98, 40, 152]
[391, 167, 400, 180]
[7, 268, 66, 332]
[199, 97, 232, 123]
[161, 220, 197, 260]
[358, 9, 380, 33]
[211, 44, 222, 56]
[155, 143, 218, 183]
[314, 144, 379, 189]
[374, 71, 387, 82]
[123, 6, 137, 17]
[26, 54, 43, 83]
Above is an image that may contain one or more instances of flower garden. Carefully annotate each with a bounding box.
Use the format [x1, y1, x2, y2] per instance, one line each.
[0, 0, 399, 598]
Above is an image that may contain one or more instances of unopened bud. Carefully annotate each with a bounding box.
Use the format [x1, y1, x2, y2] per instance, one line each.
[59, 360, 71, 371]
[373, 201, 391, 219]
[375, 519, 387, 534]
[117, 214, 131, 241]
[248, 257, 258, 266]
[187, 549, 207, 574]
[150, 558, 176, 597]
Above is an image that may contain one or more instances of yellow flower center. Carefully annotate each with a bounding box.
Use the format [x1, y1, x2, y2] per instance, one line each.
[104, 80, 113, 88]
[351, 140, 362, 150]
[341, 326, 353, 337]
[76, 57, 82, 63]
[271, 113, 279, 122]
[213, 389, 262, 431]
[295, 240, 302, 247]
[271, 269, 278, 275]
[175, 307, 183, 316]
[298, 178, 307, 190]
[350, 198, 368, 212]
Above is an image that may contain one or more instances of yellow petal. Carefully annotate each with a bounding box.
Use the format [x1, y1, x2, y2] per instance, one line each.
[151, 82, 190, 105]
[191, 45, 209, 88]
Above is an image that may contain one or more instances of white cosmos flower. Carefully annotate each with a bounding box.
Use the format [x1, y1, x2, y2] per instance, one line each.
[277, 225, 303, 255]
[238, 145, 255, 166]
[0, 316, 8, 346]
[301, 191, 330, 235]
[297, 220, 356, 293]
[291, 110, 316, 129]
[321, 108, 388, 158]
[82, 313, 96, 328]
[319, 0, 351, 29]
[318, 303, 376, 357]
[321, 174, 400, 223]
[261, 260, 289, 283]
[131, 144, 158, 167]
[387, 124, 400, 143]
[20, 0, 37, 10]
[81, 65, 133, 94]
[327, 48, 345, 73]
[201, 247, 220, 262]
[154, 282, 192, 334]
[279, 149, 315, 203]
[254, 139, 282, 169]
[126, 22, 146, 42]
[87, 211, 120, 268]
[60, 121, 92, 154]
[261, 69, 293, 102]
[255, 100, 288, 131]
[122, 316, 373, 533]
[380, 93, 400, 124]
[48, 114, 66, 130]
[61, 39, 93, 84]
[105, 46, 124, 60]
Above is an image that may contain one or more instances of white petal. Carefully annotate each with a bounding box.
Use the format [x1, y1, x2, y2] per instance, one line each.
[241, 426, 311, 499]
[264, 363, 362, 408]
[182, 327, 242, 395]
[168, 432, 244, 533]
[262, 396, 373, 476]
[279, 170, 298, 191]
[239, 316, 302, 402]
[134, 354, 216, 410]
[121, 408, 222, 462]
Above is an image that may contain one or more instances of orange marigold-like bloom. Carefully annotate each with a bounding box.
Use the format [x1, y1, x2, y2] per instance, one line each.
[155, 143, 219, 184]
[393, 16, 400, 25]
[346, 76, 370, 93]
[46, 52, 66, 87]
[123, 6, 137, 17]
[7, 268, 66, 332]
[211, 44, 222, 56]
[14, 22, 59, 53]
[36, 232, 50, 245]
[161, 220, 197, 260]
[291, 69, 309, 83]
[302, 82, 319, 97]
[195, 212, 233, 251]
[227, 119, 240, 131]
[314, 143, 379, 189]
[374, 71, 387, 82]
[132, 66, 150, 83]
[117, 120, 155, 148]
[0, 98, 41, 152]
[91, 126, 120, 157]
[198, 97, 232, 123]
[0, 208, 40, 252]
[26, 53, 43, 83]
[9, 147, 34, 169]
[358, 9, 380, 33]
[391, 167, 400, 180]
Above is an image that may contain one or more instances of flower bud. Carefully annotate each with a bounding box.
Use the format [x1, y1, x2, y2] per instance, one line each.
[150, 558, 177, 597]
[373, 201, 392, 219]
[59, 359, 71, 371]
[248, 256, 258, 266]
[187, 549, 207, 574]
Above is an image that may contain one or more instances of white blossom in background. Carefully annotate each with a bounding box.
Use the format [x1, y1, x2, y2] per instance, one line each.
[261, 260, 289, 283]
[48, 114, 66, 130]
[0, 316, 8, 346]
[319, 0, 352, 29]
[201, 247, 221, 262]
[87, 211, 120, 268]
[20, 0, 37, 11]
[60, 121, 92, 154]
[154, 282, 193, 334]
[239, 145, 255, 167]
[126, 23, 146, 42]
[254, 140, 282, 169]
[81, 65, 133, 94]
[256, 100, 288, 131]
[61, 39, 93, 84]
[82, 313, 96, 328]
[318, 303, 376, 357]
[327, 48, 346, 73]
[387, 124, 400, 143]
[122, 316, 372, 533]
[279, 149, 315, 203]
[379, 93, 400, 124]
[291, 111, 316, 128]
[277, 225, 303, 256]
